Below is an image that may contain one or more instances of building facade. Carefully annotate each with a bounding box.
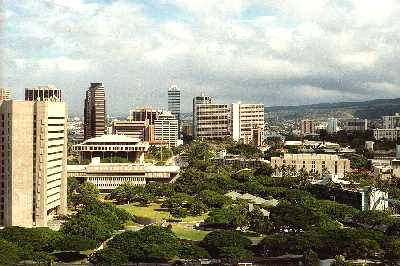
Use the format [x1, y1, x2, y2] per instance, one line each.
[84, 82, 106, 140]
[0, 88, 11, 101]
[231, 103, 265, 145]
[25, 85, 62, 101]
[327, 118, 338, 134]
[343, 118, 368, 132]
[271, 153, 350, 178]
[112, 120, 149, 140]
[373, 128, 400, 141]
[301, 120, 316, 135]
[0, 100, 68, 227]
[193, 94, 212, 139]
[383, 113, 400, 129]
[73, 134, 149, 163]
[194, 103, 231, 140]
[67, 158, 179, 193]
[129, 107, 162, 125]
[154, 111, 179, 147]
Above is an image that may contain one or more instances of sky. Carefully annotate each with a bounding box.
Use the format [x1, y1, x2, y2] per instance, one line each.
[3, 0, 400, 116]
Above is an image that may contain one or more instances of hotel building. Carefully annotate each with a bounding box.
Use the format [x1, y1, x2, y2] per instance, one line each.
[84, 82, 106, 140]
[270, 153, 350, 178]
[0, 100, 68, 227]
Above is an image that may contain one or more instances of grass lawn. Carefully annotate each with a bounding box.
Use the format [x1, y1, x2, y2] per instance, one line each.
[171, 224, 211, 241]
[118, 202, 209, 223]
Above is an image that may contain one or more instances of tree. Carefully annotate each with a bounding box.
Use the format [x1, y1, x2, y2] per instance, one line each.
[227, 143, 262, 159]
[196, 189, 230, 208]
[67, 177, 80, 204]
[54, 235, 98, 251]
[72, 182, 100, 207]
[344, 238, 381, 259]
[330, 255, 350, 266]
[178, 242, 209, 259]
[89, 248, 128, 266]
[162, 193, 207, 218]
[202, 230, 252, 258]
[0, 239, 21, 266]
[353, 210, 393, 229]
[205, 203, 250, 229]
[218, 246, 252, 263]
[384, 238, 400, 260]
[303, 250, 320, 266]
[61, 214, 114, 242]
[317, 200, 359, 222]
[249, 208, 271, 234]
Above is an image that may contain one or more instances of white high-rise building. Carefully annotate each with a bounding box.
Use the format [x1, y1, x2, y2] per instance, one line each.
[0, 100, 68, 227]
[327, 118, 338, 134]
[154, 111, 179, 147]
[193, 94, 212, 139]
[231, 103, 265, 145]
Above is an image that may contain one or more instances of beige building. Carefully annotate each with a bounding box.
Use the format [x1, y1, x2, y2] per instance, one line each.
[67, 158, 179, 193]
[0, 88, 11, 101]
[0, 100, 68, 227]
[343, 118, 368, 132]
[112, 120, 149, 140]
[271, 153, 350, 178]
[194, 103, 231, 139]
[231, 103, 264, 145]
[373, 128, 400, 141]
[25, 85, 62, 101]
[129, 107, 162, 125]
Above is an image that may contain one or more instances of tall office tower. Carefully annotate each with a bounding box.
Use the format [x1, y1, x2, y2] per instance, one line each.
[194, 103, 230, 140]
[84, 82, 106, 140]
[168, 85, 181, 121]
[383, 113, 400, 129]
[0, 100, 68, 227]
[327, 118, 338, 134]
[192, 94, 212, 139]
[25, 85, 62, 101]
[231, 103, 265, 145]
[0, 88, 11, 101]
[129, 107, 162, 125]
[301, 119, 316, 135]
[154, 111, 179, 147]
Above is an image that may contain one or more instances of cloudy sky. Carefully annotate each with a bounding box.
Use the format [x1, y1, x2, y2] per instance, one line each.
[3, 0, 400, 115]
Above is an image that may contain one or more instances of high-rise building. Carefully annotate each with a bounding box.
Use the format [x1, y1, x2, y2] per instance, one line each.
[0, 100, 68, 227]
[194, 103, 231, 140]
[193, 94, 212, 139]
[112, 120, 149, 140]
[154, 111, 179, 147]
[84, 83, 106, 140]
[168, 85, 181, 122]
[231, 103, 265, 145]
[301, 120, 316, 135]
[383, 113, 400, 129]
[327, 118, 338, 134]
[25, 85, 62, 101]
[0, 88, 11, 101]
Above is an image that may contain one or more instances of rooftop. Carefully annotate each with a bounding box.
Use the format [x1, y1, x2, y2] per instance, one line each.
[80, 134, 141, 144]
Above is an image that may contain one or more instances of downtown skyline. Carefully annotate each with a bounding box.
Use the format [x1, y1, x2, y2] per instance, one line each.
[3, 0, 400, 115]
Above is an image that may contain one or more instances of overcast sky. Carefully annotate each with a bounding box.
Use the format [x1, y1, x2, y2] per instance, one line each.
[3, 0, 400, 116]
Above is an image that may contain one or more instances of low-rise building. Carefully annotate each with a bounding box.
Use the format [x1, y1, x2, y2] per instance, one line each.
[67, 157, 179, 193]
[112, 120, 148, 140]
[373, 128, 400, 141]
[343, 118, 368, 132]
[271, 153, 350, 178]
[72, 134, 149, 163]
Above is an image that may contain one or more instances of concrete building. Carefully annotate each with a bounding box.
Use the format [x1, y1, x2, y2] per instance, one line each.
[343, 118, 368, 132]
[192, 94, 212, 139]
[25, 85, 62, 101]
[154, 111, 178, 147]
[271, 153, 350, 178]
[129, 107, 162, 125]
[301, 120, 316, 135]
[194, 102, 231, 140]
[112, 120, 148, 140]
[231, 103, 265, 145]
[383, 113, 400, 129]
[0, 88, 11, 101]
[182, 120, 193, 139]
[67, 157, 179, 193]
[327, 118, 338, 134]
[373, 128, 400, 141]
[0, 100, 68, 227]
[84, 83, 106, 140]
[365, 141, 375, 152]
[73, 134, 149, 163]
[168, 85, 181, 124]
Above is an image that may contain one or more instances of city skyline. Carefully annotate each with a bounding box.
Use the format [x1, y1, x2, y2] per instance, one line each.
[4, 0, 400, 115]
